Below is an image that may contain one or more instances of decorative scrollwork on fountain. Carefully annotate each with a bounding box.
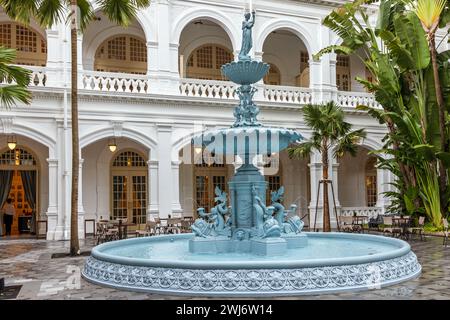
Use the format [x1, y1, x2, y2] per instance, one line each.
[271, 186, 304, 234]
[191, 186, 232, 238]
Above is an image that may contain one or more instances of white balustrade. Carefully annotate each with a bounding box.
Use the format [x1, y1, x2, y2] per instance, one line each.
[337, 91, 382, 109]
[27, 66, 47, 87]
[179, 78, 237, 99]
[263, 85, 312, 104]
[340, 207, 382, 219]
[0, 65, 47, 87]
[81, 70, 149, 94]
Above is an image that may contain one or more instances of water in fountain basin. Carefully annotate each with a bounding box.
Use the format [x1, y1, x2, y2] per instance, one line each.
[101, 236, 400, 262]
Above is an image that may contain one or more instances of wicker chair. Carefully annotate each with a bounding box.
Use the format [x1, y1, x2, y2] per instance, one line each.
[135, 221, 158, 237]
[339, 216, 354, 233]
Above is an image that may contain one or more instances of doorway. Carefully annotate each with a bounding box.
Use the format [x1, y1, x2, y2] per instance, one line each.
[0, 147, 38, 236]
[111, 150, 147, 226]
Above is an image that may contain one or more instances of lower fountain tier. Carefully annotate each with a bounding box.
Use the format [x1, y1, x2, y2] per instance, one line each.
[189, 233, 308, 255]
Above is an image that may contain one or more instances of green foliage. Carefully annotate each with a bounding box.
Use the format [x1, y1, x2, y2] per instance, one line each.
[317, 0, 450, 227]
[287, 102, 366, 160]
[0, 46, 31, 108]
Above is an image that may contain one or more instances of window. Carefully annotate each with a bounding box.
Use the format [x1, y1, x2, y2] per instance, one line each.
[0, 23, 47, 66]
[112, 151, 146, 167]
[365, 157, 377, 207]
[185, 44, 233, 80]
[336, 55, 351, 91]
[266, 175, 282, 206]
[95, 35, 147, 74]
[0, 148, 36, 166]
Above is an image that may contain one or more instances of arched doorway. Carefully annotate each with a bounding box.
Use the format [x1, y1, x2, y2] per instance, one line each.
[178, 19, 234, 79]
[0, 147, 38, 236]
[262, 29, 309, 87]
[110, 150, 148, 225]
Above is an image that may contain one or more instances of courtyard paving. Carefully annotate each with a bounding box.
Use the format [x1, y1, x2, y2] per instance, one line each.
[0, 234, 449, 300]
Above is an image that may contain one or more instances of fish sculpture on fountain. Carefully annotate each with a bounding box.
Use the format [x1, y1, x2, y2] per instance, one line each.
[191, 187, 231, 238]
[270, 186, 304, 234]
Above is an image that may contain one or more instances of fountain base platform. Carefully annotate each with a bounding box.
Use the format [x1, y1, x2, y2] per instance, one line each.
[189, 234, 307, 255]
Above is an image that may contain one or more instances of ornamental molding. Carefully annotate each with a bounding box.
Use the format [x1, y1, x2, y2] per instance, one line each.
[83, 251, 421, 296]
[0, 117, 14, 134]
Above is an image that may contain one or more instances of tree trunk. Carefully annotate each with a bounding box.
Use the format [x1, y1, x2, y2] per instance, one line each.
[322, 145, 331, 232]
[429, 33, 448, 216]
[70, 0, 80, 256]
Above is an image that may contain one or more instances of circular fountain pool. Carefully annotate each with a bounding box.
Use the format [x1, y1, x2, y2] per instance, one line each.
[82, 232, 421, 296]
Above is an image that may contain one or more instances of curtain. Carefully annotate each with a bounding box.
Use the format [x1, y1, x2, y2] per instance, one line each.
[20, 171, 36, 234]
[0, 170, 13, 236]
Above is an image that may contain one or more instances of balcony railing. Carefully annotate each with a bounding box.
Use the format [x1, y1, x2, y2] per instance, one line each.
[337, 91, 382, 109]
[340, 207, 382, 219]
[81, 70, 149, 94]
[263, 84, 312, 104]
[179, 78, 236, 99]
[15, 67, 385, 110]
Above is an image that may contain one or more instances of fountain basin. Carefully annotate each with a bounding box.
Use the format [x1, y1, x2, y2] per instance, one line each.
[221, 60, 270, 85]
[82, 232, 421, 296]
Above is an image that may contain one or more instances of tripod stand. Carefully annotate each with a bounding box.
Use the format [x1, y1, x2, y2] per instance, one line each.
[312, 179, 340, 232]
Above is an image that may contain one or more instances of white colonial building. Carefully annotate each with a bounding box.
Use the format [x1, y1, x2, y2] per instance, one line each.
[0, 0, 447, 240]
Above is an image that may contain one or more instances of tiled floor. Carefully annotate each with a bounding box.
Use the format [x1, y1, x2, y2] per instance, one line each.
[0, 235, 449, 300]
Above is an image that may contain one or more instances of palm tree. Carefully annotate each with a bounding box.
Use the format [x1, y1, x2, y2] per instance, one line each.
[414, 0, 449, 212]
[0, 0, 151, 255]
[0, 46, 31, 108]
[288, 102, 366, 232]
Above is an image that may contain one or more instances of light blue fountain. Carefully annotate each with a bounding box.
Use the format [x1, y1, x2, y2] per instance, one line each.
[189, 12, 307, 256]
[82, 12, 421, 296]
[189, 10, 306, 255]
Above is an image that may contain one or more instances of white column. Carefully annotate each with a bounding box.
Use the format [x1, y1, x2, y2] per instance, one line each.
[309, 60, 322, 104]
[330, 153, 341, 228]
[157, 124, 173, 218]
[150, 0, 180, 95]
[308, 150, 323, 230]
[45, 23, 64, 87]
[147, 159, 159, 219]
[376, 167, 390, 214]
[46, 158, 60, 240]
[77, 158, 85, 238]
[171, 160, 182, 217]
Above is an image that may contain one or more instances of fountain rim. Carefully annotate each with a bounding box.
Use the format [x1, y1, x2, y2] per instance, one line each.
[90, 232, 411, 270]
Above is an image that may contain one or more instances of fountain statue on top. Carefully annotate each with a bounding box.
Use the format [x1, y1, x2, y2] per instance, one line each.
[190, 11, 307, 255]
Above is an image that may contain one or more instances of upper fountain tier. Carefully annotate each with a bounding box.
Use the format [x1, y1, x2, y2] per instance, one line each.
[221, 60, 270, 85]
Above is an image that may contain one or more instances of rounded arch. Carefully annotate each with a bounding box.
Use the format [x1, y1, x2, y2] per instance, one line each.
[172, 129, 206, 162]
[255, 19, 316, 58]
[181, 36, 234, 67]
[93, 33, 147, 74]
[171, 7, 239, 51]
[88, 3, 155, 43]
[10, 123, 56, 158]
[84, 26, 147, 69]
[80, 127, 157, 159]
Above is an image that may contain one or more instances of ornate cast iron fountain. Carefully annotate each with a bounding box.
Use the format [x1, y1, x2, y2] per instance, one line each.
[190, 11, 307, 255]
